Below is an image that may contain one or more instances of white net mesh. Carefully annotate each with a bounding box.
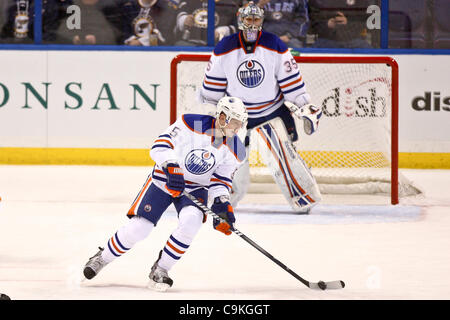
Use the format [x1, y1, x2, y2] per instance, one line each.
[172, 55, 421, 203]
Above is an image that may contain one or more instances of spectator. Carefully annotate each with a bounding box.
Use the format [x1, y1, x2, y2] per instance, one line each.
[252, 0, 309, 48]
[56, 0, 119, 45]
[307, 0, 375, 48]
[0, 1, 8, 33]
[110, 0, 182, 46]
[0, 0, 73, 44]
[174, 0, 239, 46]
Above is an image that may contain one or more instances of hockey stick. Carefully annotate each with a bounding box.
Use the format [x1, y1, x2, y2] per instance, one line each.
[183, 191, 345, 291]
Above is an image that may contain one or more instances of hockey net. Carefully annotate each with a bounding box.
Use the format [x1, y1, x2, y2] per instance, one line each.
[170, 54, 421, 204]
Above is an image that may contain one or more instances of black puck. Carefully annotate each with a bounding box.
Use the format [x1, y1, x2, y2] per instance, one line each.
[317, 281, 327, 290]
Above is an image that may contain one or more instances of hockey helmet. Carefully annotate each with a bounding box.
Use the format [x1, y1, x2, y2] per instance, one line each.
[216, 96, 248, 127]
[237, 1, 264, 42]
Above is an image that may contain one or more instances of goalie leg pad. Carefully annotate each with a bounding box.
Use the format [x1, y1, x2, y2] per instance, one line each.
[255, 118, 321, 213]
[230, 156, 250, 208]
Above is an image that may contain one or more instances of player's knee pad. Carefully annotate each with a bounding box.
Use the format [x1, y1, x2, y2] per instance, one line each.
[117, 216, 154, 247]
[175, 205, 204, 242]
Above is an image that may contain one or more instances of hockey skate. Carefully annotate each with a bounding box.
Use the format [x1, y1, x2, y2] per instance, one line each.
[83, 247, 108, 280]
[148, 250, 173, 292]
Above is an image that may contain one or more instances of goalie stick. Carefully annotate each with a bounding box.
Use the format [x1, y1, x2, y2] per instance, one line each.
[183, 191, 345, 291]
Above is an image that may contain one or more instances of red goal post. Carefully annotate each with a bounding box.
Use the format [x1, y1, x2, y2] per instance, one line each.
[170, 54, 400, 204]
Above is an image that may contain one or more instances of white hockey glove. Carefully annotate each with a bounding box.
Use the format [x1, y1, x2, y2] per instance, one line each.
[285, 101, 323, 135]
[196, 90, 218, 116]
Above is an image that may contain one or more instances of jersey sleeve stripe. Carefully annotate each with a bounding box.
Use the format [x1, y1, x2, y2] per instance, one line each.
[246, 93, 283, 111]
[151, 144, 173, 150]
[212, 173, 232, 183]
[278, 72, 300, 84]
[209, 183, 231, 191]
[279, 76, 303, 89]
[202, 83, 226, 92]
[247, 100, 284, 116]
[282, 83, 305, 94]
[154, 139, 174, 149]
[205, 74, 227, 82]
[243, 89, 282, 106]
[210, 178, 232, 189]
[204, 79, 227, 87]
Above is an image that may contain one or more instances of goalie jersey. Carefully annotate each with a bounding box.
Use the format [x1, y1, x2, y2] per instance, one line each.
[150, 114, 246, 200]
[200, 30, 310, 119]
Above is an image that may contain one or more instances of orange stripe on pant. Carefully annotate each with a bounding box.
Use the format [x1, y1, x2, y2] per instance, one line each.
[127, 177, 152, 216]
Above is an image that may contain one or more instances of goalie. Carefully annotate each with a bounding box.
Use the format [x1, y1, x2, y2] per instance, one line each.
[198, 1, 322, 213]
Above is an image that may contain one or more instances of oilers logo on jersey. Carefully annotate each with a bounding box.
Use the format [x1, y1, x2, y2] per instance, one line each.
[185, 149, 216, 175]
[237, 60, 265, 88]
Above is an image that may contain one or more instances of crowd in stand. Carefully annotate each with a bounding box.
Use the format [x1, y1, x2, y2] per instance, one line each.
[0, 0, 448, 49]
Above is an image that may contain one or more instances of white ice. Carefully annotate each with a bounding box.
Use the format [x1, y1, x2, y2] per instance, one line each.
[0, 165, 449, 300]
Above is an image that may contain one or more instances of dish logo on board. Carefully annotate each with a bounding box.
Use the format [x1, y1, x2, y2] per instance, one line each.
[412, 92, 450, 111]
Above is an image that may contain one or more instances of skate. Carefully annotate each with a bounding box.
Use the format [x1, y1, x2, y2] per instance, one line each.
[148, 250, 173, 292]
[83, 247, 108, 280]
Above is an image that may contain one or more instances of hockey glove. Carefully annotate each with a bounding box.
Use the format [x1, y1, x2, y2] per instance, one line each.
[211, 196, 235, 236]
[285, 101, 323, 135]
[162, 162, 185, 198]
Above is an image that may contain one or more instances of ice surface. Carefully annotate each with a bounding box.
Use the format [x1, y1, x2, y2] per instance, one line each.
[0, 165, 449, 300]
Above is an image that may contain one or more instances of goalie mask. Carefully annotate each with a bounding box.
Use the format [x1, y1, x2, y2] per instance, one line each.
[216, 96, 248, 134]
[237, 1, 264, 42]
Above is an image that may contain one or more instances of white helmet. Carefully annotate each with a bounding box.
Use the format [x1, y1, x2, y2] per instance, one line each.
[216, 96, 248, 126]
[237, 1, 264, 42]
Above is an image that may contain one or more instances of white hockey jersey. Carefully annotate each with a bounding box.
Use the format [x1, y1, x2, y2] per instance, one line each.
[199, 30, 311, 119]
[150, 114, 246, 200]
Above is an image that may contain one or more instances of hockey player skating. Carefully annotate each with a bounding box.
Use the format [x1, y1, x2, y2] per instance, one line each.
[198, 1, 322, 213]
[83, 96, 247, 291]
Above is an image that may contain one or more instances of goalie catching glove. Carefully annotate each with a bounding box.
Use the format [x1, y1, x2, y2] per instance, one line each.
[285, 101, 323, 135]
[162, 162, 185, 197]
[211, 196, 236, 236]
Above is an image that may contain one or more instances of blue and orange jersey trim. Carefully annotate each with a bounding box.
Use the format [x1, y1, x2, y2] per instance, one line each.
[256, 31, 289, 54]
[213, 32, 242, 56]
[210, 172, 233, 190]
[182, 114, 215, 136]
[213, 31, 288, 56]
